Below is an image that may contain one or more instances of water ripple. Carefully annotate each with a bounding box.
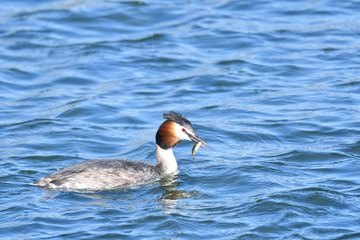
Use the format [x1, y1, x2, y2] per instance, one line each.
[1, 0, 360, 239]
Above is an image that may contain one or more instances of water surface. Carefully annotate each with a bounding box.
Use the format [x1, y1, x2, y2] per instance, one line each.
[1, 0, 360, 239]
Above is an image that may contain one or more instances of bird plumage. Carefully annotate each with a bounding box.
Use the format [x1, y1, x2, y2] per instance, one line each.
[31, 112, 209, 191]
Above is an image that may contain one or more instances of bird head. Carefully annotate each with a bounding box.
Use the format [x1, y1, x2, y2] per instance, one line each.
[156, 111, 210, 150]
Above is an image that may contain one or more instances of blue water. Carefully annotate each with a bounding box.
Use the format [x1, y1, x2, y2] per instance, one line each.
[1, 0, 360, 239]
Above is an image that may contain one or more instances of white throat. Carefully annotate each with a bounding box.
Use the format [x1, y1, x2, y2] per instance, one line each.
[155, 144, 178, 175]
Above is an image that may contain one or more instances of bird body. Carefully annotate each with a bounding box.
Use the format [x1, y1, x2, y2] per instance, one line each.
[31, 112, 209, 191]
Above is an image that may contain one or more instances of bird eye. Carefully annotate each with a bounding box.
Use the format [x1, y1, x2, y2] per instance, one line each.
[182, 128, 186, 132]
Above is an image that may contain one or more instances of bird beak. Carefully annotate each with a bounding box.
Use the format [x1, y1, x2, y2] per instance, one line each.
[186, 132, 210, 150]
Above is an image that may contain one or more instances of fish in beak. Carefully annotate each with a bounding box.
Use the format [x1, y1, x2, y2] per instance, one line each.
[186, 132, 210, 159]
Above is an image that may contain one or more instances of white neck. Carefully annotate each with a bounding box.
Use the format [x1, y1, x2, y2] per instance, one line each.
[155, 144, 178, 175]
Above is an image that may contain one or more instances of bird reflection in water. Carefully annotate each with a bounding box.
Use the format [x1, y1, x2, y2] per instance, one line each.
[157, 174, 208, 201]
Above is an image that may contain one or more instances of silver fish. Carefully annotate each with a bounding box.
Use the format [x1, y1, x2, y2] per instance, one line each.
[192, 141, 202, 160]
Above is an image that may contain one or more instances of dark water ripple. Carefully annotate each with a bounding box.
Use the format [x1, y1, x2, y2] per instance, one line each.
[1, 0, 360, 239]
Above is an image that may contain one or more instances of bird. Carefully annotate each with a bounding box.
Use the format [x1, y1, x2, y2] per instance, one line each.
[31, 112, 210, 191]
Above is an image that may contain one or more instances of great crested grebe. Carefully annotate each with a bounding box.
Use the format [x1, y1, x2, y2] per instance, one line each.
[31, 112, 209, 191]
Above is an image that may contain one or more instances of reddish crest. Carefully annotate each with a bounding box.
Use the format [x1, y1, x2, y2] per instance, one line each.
[182, 128, 186, 132]
[156, 121, 181, 149]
